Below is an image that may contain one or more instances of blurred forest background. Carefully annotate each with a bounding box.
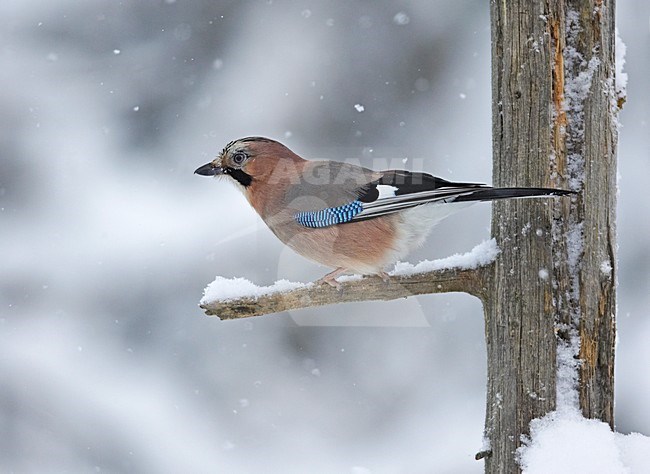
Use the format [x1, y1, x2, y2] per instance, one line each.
[1, 1, 648, 472]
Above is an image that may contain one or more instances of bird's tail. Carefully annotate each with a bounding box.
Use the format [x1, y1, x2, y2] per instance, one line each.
[453, 187, 575, 203]
[351, 184, 575, 222]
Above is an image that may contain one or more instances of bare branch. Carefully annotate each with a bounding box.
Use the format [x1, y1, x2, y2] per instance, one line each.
[200, 266, 489, 320]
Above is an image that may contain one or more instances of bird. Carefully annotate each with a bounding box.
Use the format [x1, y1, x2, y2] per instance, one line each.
[195, 137, 574, 288]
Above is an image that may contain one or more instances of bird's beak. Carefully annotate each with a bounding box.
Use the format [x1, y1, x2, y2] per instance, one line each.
[194, 162, 224, 176]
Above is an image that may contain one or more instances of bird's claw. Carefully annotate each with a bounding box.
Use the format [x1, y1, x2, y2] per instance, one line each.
[316, 267, 346, 290]
[316, 276, 342, 290]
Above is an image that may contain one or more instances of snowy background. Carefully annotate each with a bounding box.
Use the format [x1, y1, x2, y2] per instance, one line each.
[1, 1, 648, 472]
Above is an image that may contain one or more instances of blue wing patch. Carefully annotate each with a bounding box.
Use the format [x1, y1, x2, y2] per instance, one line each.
[294, 200, 364, 228]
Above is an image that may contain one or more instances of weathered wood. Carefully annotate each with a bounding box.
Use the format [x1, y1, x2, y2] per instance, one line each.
[566, 0, 618, 427]
[485, 1, 617, 472]
[201, 266, 488, 320]
[486, 4, 560, 471]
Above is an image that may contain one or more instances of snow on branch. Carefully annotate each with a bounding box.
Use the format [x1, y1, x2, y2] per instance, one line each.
[199, 240, 499, 320]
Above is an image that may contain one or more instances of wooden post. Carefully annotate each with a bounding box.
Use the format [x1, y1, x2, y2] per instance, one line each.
[484, 1, 618, 472]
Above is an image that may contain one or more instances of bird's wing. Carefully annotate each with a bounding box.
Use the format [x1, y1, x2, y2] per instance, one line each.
[283, 160, 380, 211]
[291, 168, 488, 228]
[350, 170, 488, 221]
[291, 167, 572, 228]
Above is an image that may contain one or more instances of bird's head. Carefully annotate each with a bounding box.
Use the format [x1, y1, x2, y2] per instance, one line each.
[195, 137, 303, 191]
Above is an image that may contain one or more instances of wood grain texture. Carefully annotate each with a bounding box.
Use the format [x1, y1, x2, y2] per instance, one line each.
[566, 0, 618, 425]
[487, 4, 560, 471]
[486, 1, 617, 472]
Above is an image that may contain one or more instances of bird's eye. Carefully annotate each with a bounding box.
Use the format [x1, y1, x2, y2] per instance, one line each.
[232, 152, 247, 165]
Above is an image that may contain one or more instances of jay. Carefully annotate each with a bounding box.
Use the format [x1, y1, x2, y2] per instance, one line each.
[195, 137, 573, 287]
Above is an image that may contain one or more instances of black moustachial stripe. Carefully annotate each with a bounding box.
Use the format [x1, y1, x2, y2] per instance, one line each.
[227, 168, 253, 187]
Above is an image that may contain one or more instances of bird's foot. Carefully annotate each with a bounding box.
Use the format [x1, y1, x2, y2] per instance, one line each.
[317, 277, 341, 290]
[378, 271, 391, 283]
[316, 267, 347, 290]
